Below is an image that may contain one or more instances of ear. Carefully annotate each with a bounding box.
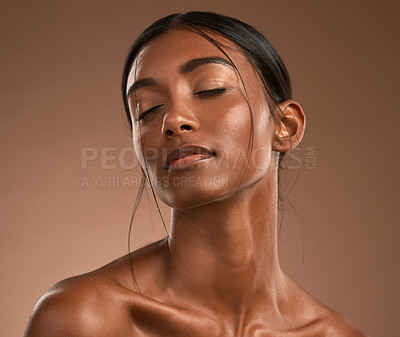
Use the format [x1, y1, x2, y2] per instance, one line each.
[272, 100, 306, 152]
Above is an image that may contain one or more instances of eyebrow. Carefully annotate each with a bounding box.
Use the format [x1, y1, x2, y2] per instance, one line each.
[127, 78, 157, 97]
[127, 56, 234, 97]
[179, 56, 234, 73]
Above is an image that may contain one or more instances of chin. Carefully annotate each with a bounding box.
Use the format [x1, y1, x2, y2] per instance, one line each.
[155, 178, 231, 210]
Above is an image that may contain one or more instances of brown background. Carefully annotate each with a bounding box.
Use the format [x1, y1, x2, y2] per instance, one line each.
[1, 0, 399, 336]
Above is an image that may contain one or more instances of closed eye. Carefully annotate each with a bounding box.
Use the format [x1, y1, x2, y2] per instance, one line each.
[194, 88, 227, 97]
[137, 104, 163, 121]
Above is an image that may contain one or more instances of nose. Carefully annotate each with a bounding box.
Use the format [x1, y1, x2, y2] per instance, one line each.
[161, 106, 200, 138]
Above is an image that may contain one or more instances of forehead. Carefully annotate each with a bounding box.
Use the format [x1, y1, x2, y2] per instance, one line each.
[127, 27, 257, 90]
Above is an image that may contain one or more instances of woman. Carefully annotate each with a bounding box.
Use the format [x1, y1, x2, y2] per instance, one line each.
[25, 12, 367, 337]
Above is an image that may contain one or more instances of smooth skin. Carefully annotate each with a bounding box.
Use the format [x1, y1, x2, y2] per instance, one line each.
[25, 28, 368, 337]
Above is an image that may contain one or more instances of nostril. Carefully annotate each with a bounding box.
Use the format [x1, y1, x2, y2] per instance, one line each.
[180, 124, 192, 131]
[164, 123, 196, 138]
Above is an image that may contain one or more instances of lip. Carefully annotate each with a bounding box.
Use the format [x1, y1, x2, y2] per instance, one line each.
[164, 145, 215, 170]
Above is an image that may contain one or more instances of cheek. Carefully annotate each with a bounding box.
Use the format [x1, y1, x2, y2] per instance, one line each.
[214, 99, 252, 141]
[218, 99, 273, 171]
[132, 128, 148, 172]
[132, 129, 141, 157]
[132, 125, 164, 176]
[224, 105, 250, 130]
[252, 113, 276, 171]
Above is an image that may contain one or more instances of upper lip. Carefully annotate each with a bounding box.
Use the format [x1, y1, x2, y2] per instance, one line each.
[164, 144, 214, 168]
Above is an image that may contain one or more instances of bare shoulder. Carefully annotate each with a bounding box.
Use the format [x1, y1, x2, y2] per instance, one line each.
[319, 310, 370, 337]
[24, 273, 133, 337]
[24, 239, 167, 337]
[293, 303, 369, 337]
[285, 278, 369, 337]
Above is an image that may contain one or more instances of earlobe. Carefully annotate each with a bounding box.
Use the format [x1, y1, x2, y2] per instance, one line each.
[272, 100, 306, 153]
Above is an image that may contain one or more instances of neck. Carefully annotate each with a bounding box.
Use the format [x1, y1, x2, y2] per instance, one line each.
[164, 173, 284, 317]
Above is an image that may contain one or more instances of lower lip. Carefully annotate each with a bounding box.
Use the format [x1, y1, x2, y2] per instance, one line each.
[167, 153, 212, 170]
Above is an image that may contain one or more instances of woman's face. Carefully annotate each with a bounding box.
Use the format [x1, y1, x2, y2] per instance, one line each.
[126, 28, 279, 209]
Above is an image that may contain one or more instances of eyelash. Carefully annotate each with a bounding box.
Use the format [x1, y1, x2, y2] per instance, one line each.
[137, 104, 163, 121]
[137, 88, 227, 121]
[195, 87, 227, 97]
